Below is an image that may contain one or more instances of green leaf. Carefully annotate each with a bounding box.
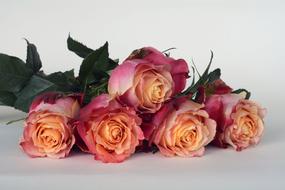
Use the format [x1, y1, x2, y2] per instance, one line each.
[45, 69, 79, 92]
[67, 35, 118, 70]
[25, 39, 42, 73]
[84, 80, 108, 104]
[79, 42, 109, 92]
[181, 51, 214, 95]
[63, 69, 76, 79]
[113, 59, 119, 64]
[191, 59, 201, 77]
[207, 68, 221, 83]
[232, 88, 251, 99]
[14, 75, 57, 112]
[107, 58, 119, 70]
[0, 91, 17, 106]
[190, 66, 196, 87]
[67, 35, 93, 58]
[0, 53, 33, 92]
[202, 50, 214, 76]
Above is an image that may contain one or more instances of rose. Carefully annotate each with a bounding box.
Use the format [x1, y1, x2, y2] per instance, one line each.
[205, 94, 266, 151]
[76, 94, 144, 163]
[19, 92, 82, 159]
[108, 47, 189, 113]
[144, 97, 216, 157]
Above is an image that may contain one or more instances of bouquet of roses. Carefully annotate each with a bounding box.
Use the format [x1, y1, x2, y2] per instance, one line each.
[0, 36, 266, 163]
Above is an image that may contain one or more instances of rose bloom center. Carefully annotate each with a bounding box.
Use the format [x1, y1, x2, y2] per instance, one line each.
[94, 113, 131, 152]
[33, 122, 63, 152]
[136, 70, 172, 105]
[171, 113, 204, 151]
[233, 114, 258, 141]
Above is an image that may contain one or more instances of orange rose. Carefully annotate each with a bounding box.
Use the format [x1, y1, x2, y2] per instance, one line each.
[20, 93, 81, 158]
[205, 94, 266, 151]
[144, 97, 216, 157]
[76, 94, 144, 163]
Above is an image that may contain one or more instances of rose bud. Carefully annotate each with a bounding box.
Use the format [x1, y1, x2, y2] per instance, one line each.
[76, 94, 144, 163]
[144, 97, 216, 157]
[205, 94, 266, 151]
[19, 92, 82, 159]
[108, 47, 189, 113]
[195, 79, 233, 104]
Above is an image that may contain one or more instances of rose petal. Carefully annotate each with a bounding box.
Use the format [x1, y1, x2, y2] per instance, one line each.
[108, 60, 138, 96]
[20, 140, 45, 158]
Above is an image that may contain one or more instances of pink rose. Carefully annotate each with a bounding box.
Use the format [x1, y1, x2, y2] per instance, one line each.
[76, 94, 144, 163]
[144, 97, 216, 157]
[205, 94, 266, 151]
[20, 92, 82, 159]
[108, 47, 189, 113]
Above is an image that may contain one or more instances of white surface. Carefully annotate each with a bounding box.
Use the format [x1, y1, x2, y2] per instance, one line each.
[0, 110, 284, 190]
[0, 0, 285, 189]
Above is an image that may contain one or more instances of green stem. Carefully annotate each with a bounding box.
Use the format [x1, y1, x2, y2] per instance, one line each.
[6, 117, 26, 125]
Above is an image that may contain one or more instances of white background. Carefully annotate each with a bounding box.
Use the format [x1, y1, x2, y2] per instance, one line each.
[0, 0, 284, 189]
